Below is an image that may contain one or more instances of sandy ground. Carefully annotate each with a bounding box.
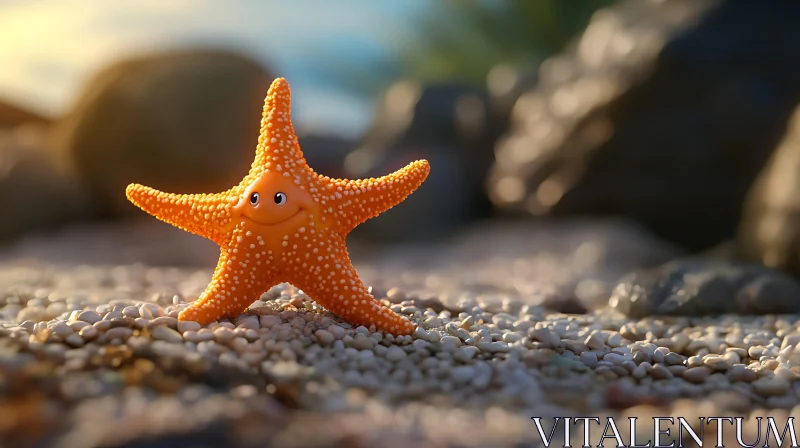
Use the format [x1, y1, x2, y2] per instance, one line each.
[1, 219, 798, 447]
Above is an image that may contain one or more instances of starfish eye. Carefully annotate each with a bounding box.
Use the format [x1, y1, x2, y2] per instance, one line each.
[249, 192, 260, 206]
[274, 192, 287, 206]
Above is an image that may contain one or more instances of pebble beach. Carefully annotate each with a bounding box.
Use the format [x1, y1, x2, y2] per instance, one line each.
[2, 221, 800, 447]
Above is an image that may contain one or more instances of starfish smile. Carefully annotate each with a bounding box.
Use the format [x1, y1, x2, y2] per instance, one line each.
[125, 77, 430, 336]
[243, 208, 305, 227]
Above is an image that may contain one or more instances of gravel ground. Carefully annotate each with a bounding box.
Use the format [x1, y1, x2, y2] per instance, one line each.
[2, 220, 800, 447]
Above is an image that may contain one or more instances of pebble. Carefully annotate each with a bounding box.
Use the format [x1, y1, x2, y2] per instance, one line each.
[315, 329, 334, 346]
[763, 359, 780, 370]
[651, 364, 673, 380]
[78, 326, 97, 341]
[667, 365, 687, 376]
[236, 316, 259, 331]
[138, 305, 154, 320]
[606, 333, 623, 347]
[584, 332, 607, 350]
[183, 330, 215, 343]
[532, 328, 560, 348]
[140, 303, 164, 318]
[454, 346, 479, 363]
[451, 366, 475, 385]
[385, 345, 407, 362]
[683, 367, 711, 383]
[259, 315, 281, 328]
[151, 316, 178, 329]
[580, 352, 598, 368]
[122, 306, 140, 318]
[77, 311, 101, 324]
[328, 325, 346, 340]
[64, 333, 84, 347]
[214, 327, 234, 344]
[502, 333, 521, 343]
[105, 327, 132, 341]
[422, 316, 442, 329]
[632, 364, 648, 379]
[51, 322, 73, 338]
[728, 366, 757, 382]
[664, 352, 684, 366]
[477, 341, 509, 353]
[603, 353, 626, 365]
[151, 325, 183, 343]
[350, 336, 375, 350]
[440, 335, 461, 352]
[703, 356, 730, 371]
[177, 321, 201, 333]
[752, 377, 790, 396]
[774, 367, 796, 382]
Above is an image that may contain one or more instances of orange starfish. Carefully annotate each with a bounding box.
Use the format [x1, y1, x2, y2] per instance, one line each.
[125, 78, 429, 336]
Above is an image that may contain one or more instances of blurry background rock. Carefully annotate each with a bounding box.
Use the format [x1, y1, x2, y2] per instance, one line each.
[609, 260, 800, 318]
[0, 100, 50, 128]
[737, 105, 800, 276]
[53, 50, 276, 218]
[486, 0, 800, 260]
[343, 81, 499, 242]
[0, 124, 92, 242]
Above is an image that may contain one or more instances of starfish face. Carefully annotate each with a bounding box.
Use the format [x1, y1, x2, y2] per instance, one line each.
[125, 78, 429, 335]
[235, 171, 319, 230]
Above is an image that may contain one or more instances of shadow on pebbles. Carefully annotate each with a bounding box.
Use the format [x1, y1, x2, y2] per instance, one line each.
[2, 220, 800, 447]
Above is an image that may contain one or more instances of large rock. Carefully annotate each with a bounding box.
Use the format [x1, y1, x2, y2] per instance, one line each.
[0, 125, 92, 241]
[344, 81, 499, 242]
[295, 131, 355, 181]
[54, 50, 274, 217]
[0, 100, 50, 129]
[487, 0, 800, 252]
[737, 105, 800, 275]
[609, 260, 800, 318]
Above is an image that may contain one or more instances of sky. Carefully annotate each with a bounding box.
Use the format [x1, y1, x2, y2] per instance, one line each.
[0, 0, 430, 137]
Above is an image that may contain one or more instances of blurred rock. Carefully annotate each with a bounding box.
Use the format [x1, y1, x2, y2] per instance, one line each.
[737, 105, 800, 276]
[54, 49, 274, 217]
[0, 125, 92, 241]
[0, 100, 50, 129]
[295, 131, 355, 180]
[344, 81, 499, 242]
[488, 0, 800, 252]
[609, 260, 800, 318]
[485, 63, 540, 135]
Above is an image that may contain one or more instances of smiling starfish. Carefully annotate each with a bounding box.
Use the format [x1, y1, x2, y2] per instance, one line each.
[126, 78, 429, 335]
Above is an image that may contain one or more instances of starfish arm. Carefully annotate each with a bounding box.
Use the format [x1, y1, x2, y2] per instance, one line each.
[249, 77, 307, 178]
[126, 183, 238, 247]
[178, 246, 274, 325]
[289, 235, 415, 336]
[320, 159, 430, 235]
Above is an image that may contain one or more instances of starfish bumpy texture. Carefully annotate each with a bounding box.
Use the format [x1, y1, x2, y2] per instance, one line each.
[126, 78, 429, 335]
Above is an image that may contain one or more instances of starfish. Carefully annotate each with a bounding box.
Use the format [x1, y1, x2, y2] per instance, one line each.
[125, 78, 429, 336]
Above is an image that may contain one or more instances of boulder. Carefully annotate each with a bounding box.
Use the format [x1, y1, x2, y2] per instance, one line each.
[54, 49, 274, 217]
[344, 81, 499, 242]
[0, 100, 50, 129]
[609, 260, 800, 318]
[737, 105, 800, 275]
[487, 0, 800, 252]
[0, 125, 92, 241]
